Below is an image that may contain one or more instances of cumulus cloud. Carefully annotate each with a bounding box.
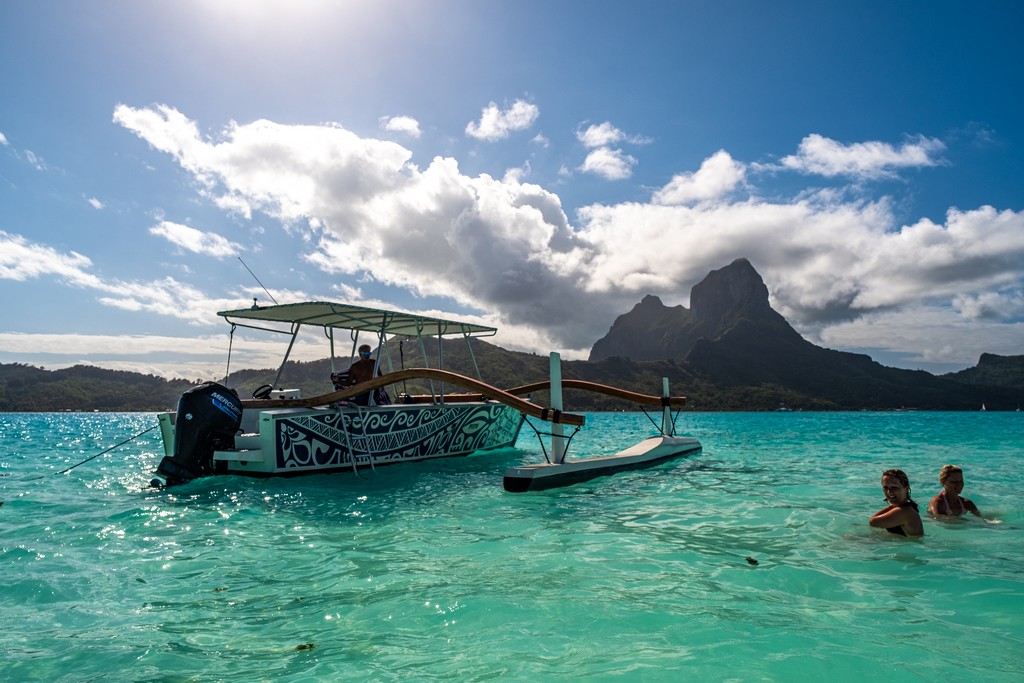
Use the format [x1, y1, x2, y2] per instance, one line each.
[0, 131, 7, 145]
[380, 115, 421, 138]
[579, 147, 637, 180]
[953, 291, 1024, 320]
[779, 133, 946, 179]
[150, 220, 242, 258]
[110, 106, 1024, 368]
[576, 121, 649, 148]
[116, 103, 413, 224]
[575, 121, 648, 181]
[87, 197, 104, 209]
[653, 150, 746, 205]
[465, 99, 539, 141]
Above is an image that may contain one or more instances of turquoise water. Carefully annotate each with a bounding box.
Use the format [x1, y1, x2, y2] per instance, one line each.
[1, 411, 1022, 682]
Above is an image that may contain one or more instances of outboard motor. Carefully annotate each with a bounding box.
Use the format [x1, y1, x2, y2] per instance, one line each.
[155, 382, 243, 487]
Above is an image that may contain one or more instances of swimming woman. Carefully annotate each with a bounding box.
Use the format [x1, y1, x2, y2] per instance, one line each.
[928, 464, 981, 517]
[869, 469, 924, 537]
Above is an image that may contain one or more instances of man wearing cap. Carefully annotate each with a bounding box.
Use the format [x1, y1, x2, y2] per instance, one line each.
[345, 344, 383, 405]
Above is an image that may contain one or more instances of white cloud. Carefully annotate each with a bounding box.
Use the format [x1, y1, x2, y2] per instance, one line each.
[380, 115, 421, 138]
[24, 149, 50, 171]
[779, 133, 946, 179]
[117, 103, 413, 224]
[87, 197, 104, 209]
[576, 121, 650, 148]
[0, 131, 7, 145]
[653, 150, 746, 205]
[111, 107, 1024, 369]
[0, 229, 96, 283]
[0, 330, 328, 381]
[574, 121, 648, 181]
[579, 147, 636, 180]
[465, 99, 539, 141]
[953, 291, 1024, 320]
[149, 220, 242, 259]
[0, 229, 257, 325]
[578, 121, 624, 148]
[818, 306, 1024, 370]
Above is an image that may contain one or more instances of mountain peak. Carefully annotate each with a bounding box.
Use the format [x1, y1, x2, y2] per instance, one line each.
[690, 257, 771, 322]
[589, 257, 792, 362]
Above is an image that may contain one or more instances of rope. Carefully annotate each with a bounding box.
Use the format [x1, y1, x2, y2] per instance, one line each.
[638, 404, 680, 435]
[522, 417, 581, 464]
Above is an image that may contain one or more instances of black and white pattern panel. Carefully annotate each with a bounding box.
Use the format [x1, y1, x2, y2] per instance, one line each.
[274, 404, 524, 470]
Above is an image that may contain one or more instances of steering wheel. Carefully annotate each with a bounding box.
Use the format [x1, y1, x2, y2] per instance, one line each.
[252, 384, 274, 400]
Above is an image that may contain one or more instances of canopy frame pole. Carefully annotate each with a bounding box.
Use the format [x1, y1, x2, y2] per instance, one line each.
[436, 326, 445, 402]
[463, 327, 483, 379]
[326, 327, 337, 374]
[416, 322, 437, 401]
[224, 324, 237, 385]
[271, 323, 301, 389]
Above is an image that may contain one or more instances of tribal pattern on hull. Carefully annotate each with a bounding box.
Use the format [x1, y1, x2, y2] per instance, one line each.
[274, 404, 523, 470]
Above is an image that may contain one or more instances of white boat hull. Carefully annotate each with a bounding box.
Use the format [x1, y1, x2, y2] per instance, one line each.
[158, 401, 524, 480]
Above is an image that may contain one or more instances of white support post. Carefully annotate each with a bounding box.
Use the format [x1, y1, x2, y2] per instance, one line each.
[662, 377, 674, 437]
[550, 352, 566, 463]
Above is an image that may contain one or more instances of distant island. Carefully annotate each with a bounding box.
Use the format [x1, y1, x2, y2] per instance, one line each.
[2, 259, 1021, 412]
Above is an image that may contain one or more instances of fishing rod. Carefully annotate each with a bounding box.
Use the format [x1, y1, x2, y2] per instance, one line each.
[53, 424, 159, 476]
[238, 257, 279, 305]
[1, 424, 159, 506]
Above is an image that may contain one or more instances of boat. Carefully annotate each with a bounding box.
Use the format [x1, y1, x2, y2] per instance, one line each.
[151, 300, 701, 490]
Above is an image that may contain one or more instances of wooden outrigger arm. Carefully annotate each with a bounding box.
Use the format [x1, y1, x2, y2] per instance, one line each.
[239, 367, 588, 426]
[386, 379, 687, 409]
[504, 379, 686, 408]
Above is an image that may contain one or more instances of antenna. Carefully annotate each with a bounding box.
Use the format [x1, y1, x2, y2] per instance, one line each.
[238, 257, 279, 304]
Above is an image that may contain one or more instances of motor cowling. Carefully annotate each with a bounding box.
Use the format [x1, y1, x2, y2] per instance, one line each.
[156, 382, 243, 486]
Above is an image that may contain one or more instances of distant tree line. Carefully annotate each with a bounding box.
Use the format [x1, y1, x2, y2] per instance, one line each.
[1, 340, 1022, 413]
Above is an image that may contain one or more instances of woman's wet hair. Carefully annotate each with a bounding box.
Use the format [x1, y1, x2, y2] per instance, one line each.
[939, 464, 962, 483]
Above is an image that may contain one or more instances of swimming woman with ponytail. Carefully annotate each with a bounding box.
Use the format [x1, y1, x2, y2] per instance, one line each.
[869, 469, 924, 537]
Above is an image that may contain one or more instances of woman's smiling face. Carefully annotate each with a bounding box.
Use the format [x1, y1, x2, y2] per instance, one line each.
[882, 474, 908, 504]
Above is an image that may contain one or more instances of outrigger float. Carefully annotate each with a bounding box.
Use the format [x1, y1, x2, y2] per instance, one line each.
[152, 301, 701, 492]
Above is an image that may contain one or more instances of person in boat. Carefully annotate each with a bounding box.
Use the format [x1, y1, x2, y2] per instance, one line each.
[928, 465, 981, 517]
[869, 469, 924, 537]
[341, 344, 388, 406]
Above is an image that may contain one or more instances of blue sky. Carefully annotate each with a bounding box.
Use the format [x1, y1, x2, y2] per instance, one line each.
[1, 0, 1022, 380]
